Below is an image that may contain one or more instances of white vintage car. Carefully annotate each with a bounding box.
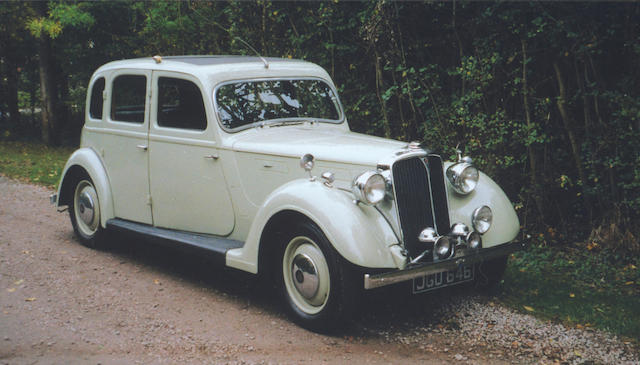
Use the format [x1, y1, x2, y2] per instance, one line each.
[52, 55, 523, 331]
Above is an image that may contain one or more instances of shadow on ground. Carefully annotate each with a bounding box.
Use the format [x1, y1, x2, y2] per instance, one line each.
[94, 230, 483, 338]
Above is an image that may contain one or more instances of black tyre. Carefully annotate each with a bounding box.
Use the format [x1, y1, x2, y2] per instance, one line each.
[69, 176, 107, 249]
[277, 220, 356, 332]
[475, 255, 508, 293]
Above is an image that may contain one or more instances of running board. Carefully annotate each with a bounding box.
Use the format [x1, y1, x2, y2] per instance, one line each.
[106, 218, 244, 266]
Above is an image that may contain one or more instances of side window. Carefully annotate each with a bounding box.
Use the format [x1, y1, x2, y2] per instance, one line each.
[157, 77, 207, 130]
[89, 77, 105, 120]
[111, 75, 146, 123]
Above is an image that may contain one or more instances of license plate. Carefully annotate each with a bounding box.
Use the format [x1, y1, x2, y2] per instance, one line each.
[412, 265, 474, 294]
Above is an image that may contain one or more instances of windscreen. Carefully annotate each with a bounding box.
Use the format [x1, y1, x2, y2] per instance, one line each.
[215, 79, 341, 130]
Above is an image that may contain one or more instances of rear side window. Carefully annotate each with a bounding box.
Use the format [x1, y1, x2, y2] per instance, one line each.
[111, 75, 146, 123]
[157, 77, 207, 130]
[89, 77, 105, 120]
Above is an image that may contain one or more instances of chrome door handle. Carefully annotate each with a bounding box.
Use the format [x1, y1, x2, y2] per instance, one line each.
[204, 154, 219, 160]
[136, 145, 148, 151]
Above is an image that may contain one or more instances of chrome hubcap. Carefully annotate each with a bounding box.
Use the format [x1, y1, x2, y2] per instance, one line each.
[291, 253, 319, 300]
[78, 190, 95, 226]
[74, 180, 99, 237]
[283, 236, 330, 315]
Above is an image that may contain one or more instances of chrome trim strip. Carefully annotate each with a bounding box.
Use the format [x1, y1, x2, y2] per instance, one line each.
[427, 154, 452, 235]
[363, 240, 527, 290]
[421, 157, 439, 234]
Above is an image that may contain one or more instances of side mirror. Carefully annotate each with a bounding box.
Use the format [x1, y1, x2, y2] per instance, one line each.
[300, 154, 315, 172]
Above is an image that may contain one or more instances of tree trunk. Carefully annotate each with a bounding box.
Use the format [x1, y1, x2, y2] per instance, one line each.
[553, 61, 592, 220]
[5, 55, 20, 126]
[374, 50, 392, 138]
[35, 2, 58, 145]
[521, 40, 545, 222]
[37, 35, 57, 145]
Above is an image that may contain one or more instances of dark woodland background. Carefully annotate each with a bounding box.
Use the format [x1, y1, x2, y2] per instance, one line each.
[1, 1, 639, 251]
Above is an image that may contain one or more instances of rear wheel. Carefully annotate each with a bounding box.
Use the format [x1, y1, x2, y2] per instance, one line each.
[278, 221, 355, 332]
[69, 177, 106, 249]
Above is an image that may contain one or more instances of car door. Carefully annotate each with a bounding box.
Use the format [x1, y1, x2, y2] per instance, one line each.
[102, 70, 153, 224]
[148, 71, 235, 235]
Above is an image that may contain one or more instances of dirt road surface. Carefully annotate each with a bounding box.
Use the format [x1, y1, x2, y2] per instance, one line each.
[0, 176, 637, 364]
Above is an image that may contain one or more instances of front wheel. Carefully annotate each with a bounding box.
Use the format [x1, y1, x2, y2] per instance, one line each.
[69, 177, 106, 249]
[278, 221, 356, 332]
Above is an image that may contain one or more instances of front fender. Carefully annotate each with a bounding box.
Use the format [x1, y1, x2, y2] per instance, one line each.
[448, 171, 520, 247]
[56, 148, 114, 229]
[225, 179, 400, 274]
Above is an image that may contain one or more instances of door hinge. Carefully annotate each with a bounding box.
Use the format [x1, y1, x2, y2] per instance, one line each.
[147, 195, 153, 206]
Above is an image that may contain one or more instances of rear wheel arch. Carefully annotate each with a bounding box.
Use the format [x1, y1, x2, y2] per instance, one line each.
[59, 165, 91, 206]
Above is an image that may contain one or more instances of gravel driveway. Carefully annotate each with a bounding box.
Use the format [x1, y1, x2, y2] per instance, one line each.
[0, 176, 637, 364]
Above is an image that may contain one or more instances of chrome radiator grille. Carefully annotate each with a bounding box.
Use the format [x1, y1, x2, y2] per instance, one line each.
[392, 155, 450, 258]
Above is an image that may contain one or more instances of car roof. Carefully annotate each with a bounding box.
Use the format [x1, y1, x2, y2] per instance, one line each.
[159, 55, 299, 66]
[96, 55, 310, 71]
[92, 55, 330, 86]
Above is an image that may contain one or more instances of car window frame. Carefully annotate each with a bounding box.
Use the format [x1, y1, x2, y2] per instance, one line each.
[88, 76, 106, 121]
[212, 77, 345, 133]
[104, 69, 152, 132]
[152, 73, 209, 133]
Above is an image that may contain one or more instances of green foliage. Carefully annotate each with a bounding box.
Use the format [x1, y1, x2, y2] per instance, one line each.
[26, 2, 94, 39]
[4, 1, 639, 242]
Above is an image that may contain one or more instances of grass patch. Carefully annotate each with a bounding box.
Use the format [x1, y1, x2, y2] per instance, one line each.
[501, 244, 640, 340]
[0, 141, 74, 188]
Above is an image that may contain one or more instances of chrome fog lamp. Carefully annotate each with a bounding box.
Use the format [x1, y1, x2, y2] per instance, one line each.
[418, 227, 438, 243]
[450, 223, 470, 237]
[352, 171, 386, 205]
[434, 236, 453, 259]
[472, 205, 493, 234]
[446, 162, 479, 195]
[467, 231, 482, 249]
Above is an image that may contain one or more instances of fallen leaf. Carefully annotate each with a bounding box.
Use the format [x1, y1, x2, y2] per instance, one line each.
[153, 279, 160, 285]
[523, 305, 535, 312]
[22, 250, 30, 254]
[25, 297, 36, 302]
[576, 324, 583, 329]
[569, 293, 575, 298]
[625, 281, 634, 285]
[7, 288, 16, 293]
[14, 279, 24, 285]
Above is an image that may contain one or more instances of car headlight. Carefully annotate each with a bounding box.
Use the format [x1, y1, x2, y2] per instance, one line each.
[472, 205, 492, 234]
[352, 171, 386, 205]
[446, 162, 479, 195]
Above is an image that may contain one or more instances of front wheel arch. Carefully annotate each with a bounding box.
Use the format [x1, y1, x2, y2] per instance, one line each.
[257, 210, 311, 280]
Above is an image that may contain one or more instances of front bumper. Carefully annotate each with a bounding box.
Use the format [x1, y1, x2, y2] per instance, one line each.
[363, 239, 527, 290]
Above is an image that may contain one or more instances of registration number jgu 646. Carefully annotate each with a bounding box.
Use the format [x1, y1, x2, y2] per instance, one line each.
[412, 265, 474, 294]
